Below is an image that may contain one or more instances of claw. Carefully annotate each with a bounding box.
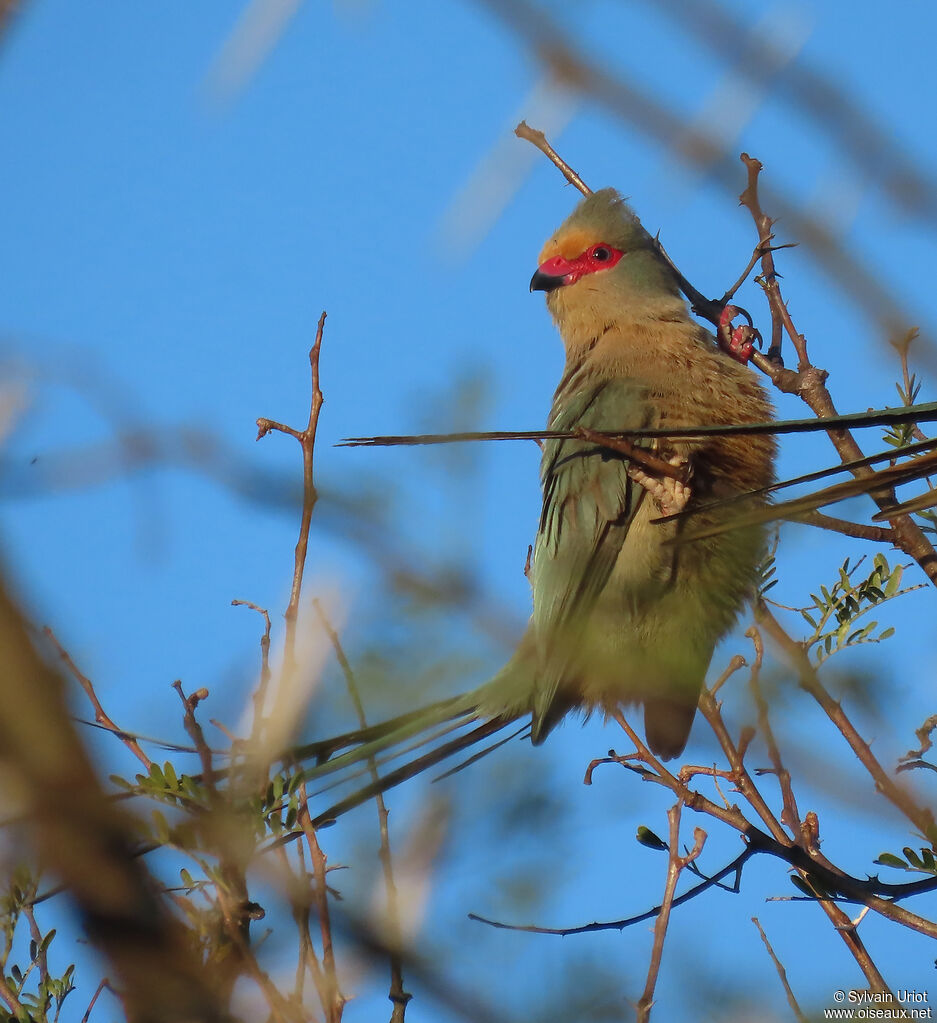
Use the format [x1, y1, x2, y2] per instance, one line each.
[629, 455, 692, 517]
[718, 303, 760, 365]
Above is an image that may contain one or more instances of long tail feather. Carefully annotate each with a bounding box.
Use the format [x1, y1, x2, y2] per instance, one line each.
[307, 716, 482, 800]
[290, 693, 470, 764]
[311, 716, 517, 827]
[431, 722, 531, 782]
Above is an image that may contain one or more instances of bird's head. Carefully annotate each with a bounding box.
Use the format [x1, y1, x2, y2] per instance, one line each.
[531, 189, 685, 345]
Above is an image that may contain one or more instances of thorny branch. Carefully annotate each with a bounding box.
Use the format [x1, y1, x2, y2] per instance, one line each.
[516, 121, 937, 583]
[736, 154, 937, 587]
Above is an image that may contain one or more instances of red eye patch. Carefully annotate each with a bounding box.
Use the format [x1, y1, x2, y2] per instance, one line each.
[536, 244, 624, 287]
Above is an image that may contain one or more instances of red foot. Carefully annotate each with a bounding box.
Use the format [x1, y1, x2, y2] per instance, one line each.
[718, 304, 758, 365]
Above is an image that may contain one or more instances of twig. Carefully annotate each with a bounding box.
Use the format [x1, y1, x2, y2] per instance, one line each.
[44, 626, 152, 770]
[297, 782, 346, 1023]
[737, 154, 937, 587]
[905, 714, 937, 760]
[636, 803, 705, 1022]
[796, 510, 895, 543]
[314, 600, 411, 1021]
[746, 627, 800, 836]
[172, 681, 214, 784]
[469, 847, 751, 936]
[232, 599, 273, 747]
[709, 653, 746, 696]
[257, 310, 328, 668]
[755, 601, 937, 844]
[515, 120, 591, 196]
[259, 312, 341, 1019]
[0, 972, 25, 1018]
[698, 682, 904, 987]
[752, 918, 808, 1023]
[574, 427, 688, 481]
[80, 979, 117, 1023]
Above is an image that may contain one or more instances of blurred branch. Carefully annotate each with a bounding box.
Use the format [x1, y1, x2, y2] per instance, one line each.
[297, 781, 346, 1022]
[0, 0, 24, 50]
[647, 0, 937, 226]
[205, 0, 303, 102]
[314, 599, 411, 1022]
[475, 0, 930, 345]
[232, 599, 274, 749]
[0, 575, 226, 1021]
[44, 626, 153, 771]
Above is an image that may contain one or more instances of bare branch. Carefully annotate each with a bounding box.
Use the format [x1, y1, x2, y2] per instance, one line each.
[752, 917, 808, 1023]
[257, 310, 328, 669]
[515, 120, 591, 195]
[636, 803, 705, 1022]
[44, 626, 152, 771]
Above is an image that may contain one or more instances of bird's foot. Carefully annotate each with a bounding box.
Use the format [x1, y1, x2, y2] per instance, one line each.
[628, 455, 691, 517]
[718, 303, 760, 365]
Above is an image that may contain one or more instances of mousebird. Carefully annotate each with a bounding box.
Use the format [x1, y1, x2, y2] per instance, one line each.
[296, 188, 776, 823]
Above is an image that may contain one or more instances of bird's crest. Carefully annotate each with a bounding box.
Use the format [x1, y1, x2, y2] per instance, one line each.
[538, 188, 650, 264]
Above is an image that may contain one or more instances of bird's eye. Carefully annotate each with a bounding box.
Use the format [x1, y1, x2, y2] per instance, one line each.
[592, 246, 611, 261]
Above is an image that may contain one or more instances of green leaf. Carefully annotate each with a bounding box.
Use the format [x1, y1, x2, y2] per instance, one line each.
[903, 847, 924, 869]
[873, 852, 908, 869]
[635, 826, 668, 851]
[790, 875, 817, 898]
[151, 810, 170, 844]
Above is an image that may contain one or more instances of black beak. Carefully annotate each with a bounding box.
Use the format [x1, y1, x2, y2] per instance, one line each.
[529, 269, 566, 293]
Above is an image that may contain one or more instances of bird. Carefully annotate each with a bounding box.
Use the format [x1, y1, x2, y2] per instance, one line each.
[296, 188, 776, 824]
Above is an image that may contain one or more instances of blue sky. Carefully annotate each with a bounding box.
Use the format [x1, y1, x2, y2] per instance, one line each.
[1, 1, 936, 1020]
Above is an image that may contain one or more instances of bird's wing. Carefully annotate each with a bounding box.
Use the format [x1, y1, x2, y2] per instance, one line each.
[530, 372, 657, 737]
